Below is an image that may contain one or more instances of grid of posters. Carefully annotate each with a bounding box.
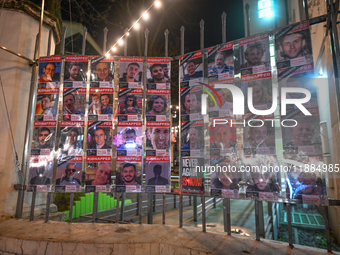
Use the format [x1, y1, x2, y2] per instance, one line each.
[27, 56, 61, 192]
[145, 57, 171, 192]
[116, 57, 144, 192]
[276, 21, 327, 204]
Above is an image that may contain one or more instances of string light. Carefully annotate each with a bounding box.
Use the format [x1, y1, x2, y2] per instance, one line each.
[155, 0, 161, 8]
[143, 12, 149, 20]
[134, 22, 140, 30]
[105, 1, 162, 56]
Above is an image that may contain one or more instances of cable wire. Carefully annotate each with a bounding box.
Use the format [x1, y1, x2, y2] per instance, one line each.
[69, 0, 74, 53]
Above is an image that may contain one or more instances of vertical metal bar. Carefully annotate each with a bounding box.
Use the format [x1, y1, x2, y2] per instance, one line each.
[144, 28, 149, 57]
[82, 26, 87, 55]
[245, 4, 250, 37]
[148, 193, 153, 224]
[103, 27, 108, 53]
[328, 0, 340, 119]
[223, 198, 227, 232]
[255, 200, 260, 241]
[124, 28, 128, 56]
[193, 196, 197, 222]
[139, 193, 142, 224]
[115, 192, 120, 224]
[44, 192, 51, 223]
[120, 192, 125, 221]
[200, 20, 204, 50]
[303, 0, 309, 20]
[221, 12, 226, 43]
[47, 29, 52, 56]
[29, 191, 36, 221]
[164, 29, 169, 57]
[179, 25, 185, 229]
[61, 26, 67, 55]
[286, 203, 294, 248]
[323, 206, 332, 253]
[16, 32, 40, 219]
[213, 197, 216, 209]
[202, 195, 206, 232]
[174, 193, 177, 208]
[68, 193, 74, 223]
[189, 196, 192, 205]
[153, 194, 156, 212]
[92, 192, 98, 223]
[162, 193, 166, 224]
[226, 198, 231, 235]
[37, 0, 45, 57]
[136, 193, 140, 215]
[180, 26, 185, 55]
[259, 201, 265, 237]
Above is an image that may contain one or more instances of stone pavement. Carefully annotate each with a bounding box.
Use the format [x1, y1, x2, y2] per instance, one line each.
[0, 218, 337, 255]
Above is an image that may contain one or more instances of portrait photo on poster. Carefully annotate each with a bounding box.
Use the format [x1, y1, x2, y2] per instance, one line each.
[118, 93, 143, 115]
[243, 155, 280, 199]
[146, 126, 170, 151]
[181, 90, 202, 116]
[116, 162, 142, 186]
[88, 93, 114, 116]
[64, 60, 88, 83]
[87, 125, 112, 150]
[147, 63, 170, 84]
[63, 90, 86, 121]
[209, 118, 237, 156]
[243, 120, 276, 155]
[58, 126, 84, 157]
[117, 126, 143, 150]
[35, 94, 59, 120]
[56, 162, 82, 186]
[38, 60, 61, 83]
[239, 33, 271, 75]
[240, 78, 273, 114]
[207, 43, 234, 80]
[119, 61, 143, 83]
[145, 162, 170, 186]
[180, 51, 203, 82]
[91, 61, 114, 82]
[275, 21, 313, 69]
[28, 158, 54, 186]
[32, 126, 56, 150]
[85, 162, 112, 186]
[282, 115, 322, 155]
[146, 94, 170, 117]
[181, 125, 204, 151]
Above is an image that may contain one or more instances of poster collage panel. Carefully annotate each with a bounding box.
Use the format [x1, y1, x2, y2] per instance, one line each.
[28, 56, 62, 192]
[180, 51, 205, 194]
[145, 57, 171, 193]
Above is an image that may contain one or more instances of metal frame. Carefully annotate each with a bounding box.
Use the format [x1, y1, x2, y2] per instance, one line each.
[9, 1, 340, 253]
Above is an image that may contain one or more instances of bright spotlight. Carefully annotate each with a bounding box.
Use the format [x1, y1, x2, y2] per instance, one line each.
[105, 53, 110, 58]
[126, 32, 130, 36]
[112, 46, 117, 52]
[134, 22, 140, 30]
[118, 39, 123, 45]
[143, 12, 149, 20]
[155, 0, 161, 8]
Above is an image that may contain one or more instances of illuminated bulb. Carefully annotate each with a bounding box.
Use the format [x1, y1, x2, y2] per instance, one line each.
[118, 39, 123, 45]
[154, 0, 161, 8]
[105, 53, 110, 58]
[112, 46, 117, 52]
[126, 32, 130, 36]
[134, 22, 140, 30]
[143, 12, 149, 20]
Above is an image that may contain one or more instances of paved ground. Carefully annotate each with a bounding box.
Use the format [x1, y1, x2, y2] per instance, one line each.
[0, 218, 336, 255]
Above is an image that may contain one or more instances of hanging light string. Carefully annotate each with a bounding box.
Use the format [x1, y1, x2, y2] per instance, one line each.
[105, 0, 161, 56]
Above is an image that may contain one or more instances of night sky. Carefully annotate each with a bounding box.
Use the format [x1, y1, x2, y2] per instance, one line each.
[55, 0, 245, 56]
